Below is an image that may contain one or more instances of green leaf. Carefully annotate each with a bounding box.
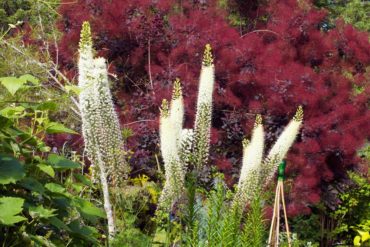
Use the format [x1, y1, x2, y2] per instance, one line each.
[354, 235, 361, 246]
[0, 155, 25, 184]
[45, 122, 78, 134]
[20, 177, 45, 195]
[37, 163, 55, 178]
[0, 74, 38, 96]
[68, 220, 99, 243]
[19, 74, 39, 85]
[73, 198, 106, 222]
[0, 197, 27, 225]
[358, 230, 370, 242]
[71, 183, 84, 193]
[49, 217, 70, 231]
[45, 183, 71, 197]
[28, 205, 57, 219]
[0, 106, 25, 118]
[0, 77, 26, 95]
[36, 101, 58, 111]
[47, 154, 80, 170]
[74, 173, 92, 186]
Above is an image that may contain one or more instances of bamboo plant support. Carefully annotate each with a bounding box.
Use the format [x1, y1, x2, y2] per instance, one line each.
[268, 160, 292, 247]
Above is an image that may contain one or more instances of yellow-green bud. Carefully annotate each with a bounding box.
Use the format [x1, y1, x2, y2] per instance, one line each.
[79, 21, 93, 50]
[202, 44, 213, 66]
[254, 114, 262, 128]
[172, 78, 182, 100]
[242, 138, 250, 148]
[293, 105, 304, 122]
[160, 99, 169, 118]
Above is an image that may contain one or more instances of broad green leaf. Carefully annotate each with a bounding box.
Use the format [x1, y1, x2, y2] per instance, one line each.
[71, 183, 84, 193]
[28, 205, 57, 219]
[354, 235, 361, 246]
[68, 220, 99, 243]
[0, 197, 27, 225]
[20, 177, 45, 195]
[0, 106, 25, 118]
[0, 77, 26, 95]
[74, 173, 92, 186]
[19, 74, 39, 85]
[49, 217, 70, 231]
[0, 155, 25, 184]
[37, 163, 55, 178]
[0, 75, 38, 96]
[45, 183, 68, 195]
[39, 145, 51, 152]
[73, 197, 106, 222]
[358, 230, 370, 242]
[47, 154, 80, 170]
[36, 101, 58, 111]
[45, 122, 78, 134]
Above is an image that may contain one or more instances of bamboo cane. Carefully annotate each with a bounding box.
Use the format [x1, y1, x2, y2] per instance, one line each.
[267, 161, 291, 247]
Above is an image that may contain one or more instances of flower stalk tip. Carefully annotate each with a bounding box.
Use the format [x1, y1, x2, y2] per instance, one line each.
[202, 44, 214, 67]
[160, 99, 169, 118]
[293, 105, 304, 122]
[79, 21, 92, 50]
[242, 138, 250, 148]
[254, 114, 263, 128]
[172, 78, 182, 100]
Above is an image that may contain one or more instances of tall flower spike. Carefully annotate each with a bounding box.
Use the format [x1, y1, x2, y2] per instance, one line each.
[238, 114, 264, 187]
[92, 57, 130, 184]
[235, 115, 265, 207]
[261, 106, 304, 184]
[78, 23, 129, 240]
[159, 99, 178, 166]
[79, 58, 117, 239]
[170, 78, 184, 147]
[193, 44, 215, 169]
[158, 89, 188, 213]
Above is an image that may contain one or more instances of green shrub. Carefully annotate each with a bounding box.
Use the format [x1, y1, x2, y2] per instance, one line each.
[0, 75, 106, 245]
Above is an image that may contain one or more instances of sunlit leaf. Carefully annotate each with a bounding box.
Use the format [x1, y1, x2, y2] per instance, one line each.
[74, 173, 92, 186]
[47, 154, 80, 170]
[28, 205, 57, 219]
[0, 74, 39, 95]
[45, 183, 71, 197]
[37, 163, 55, 178]
[0, 197, 27, 225]
[73, 197, 106, 222]
[19, 74, 39, 85]
[45, 122, 78, 134]
[0, 77, 26, 96]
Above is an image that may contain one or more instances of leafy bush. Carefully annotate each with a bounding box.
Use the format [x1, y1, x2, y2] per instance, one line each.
[331, 171, 370, 245]
[314, 0, 370, 31]
[0, 76, 106, 245]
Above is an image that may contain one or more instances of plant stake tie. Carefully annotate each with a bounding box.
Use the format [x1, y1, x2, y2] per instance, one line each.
[268, 160, 292, 247]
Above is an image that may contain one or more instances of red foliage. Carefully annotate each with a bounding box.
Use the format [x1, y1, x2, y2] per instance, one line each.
[57, 0, 370, 215]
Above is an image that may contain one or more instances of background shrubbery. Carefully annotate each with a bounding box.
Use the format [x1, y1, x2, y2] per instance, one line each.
[57, 0, 369, 215]
[0, 0, 369, 246]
